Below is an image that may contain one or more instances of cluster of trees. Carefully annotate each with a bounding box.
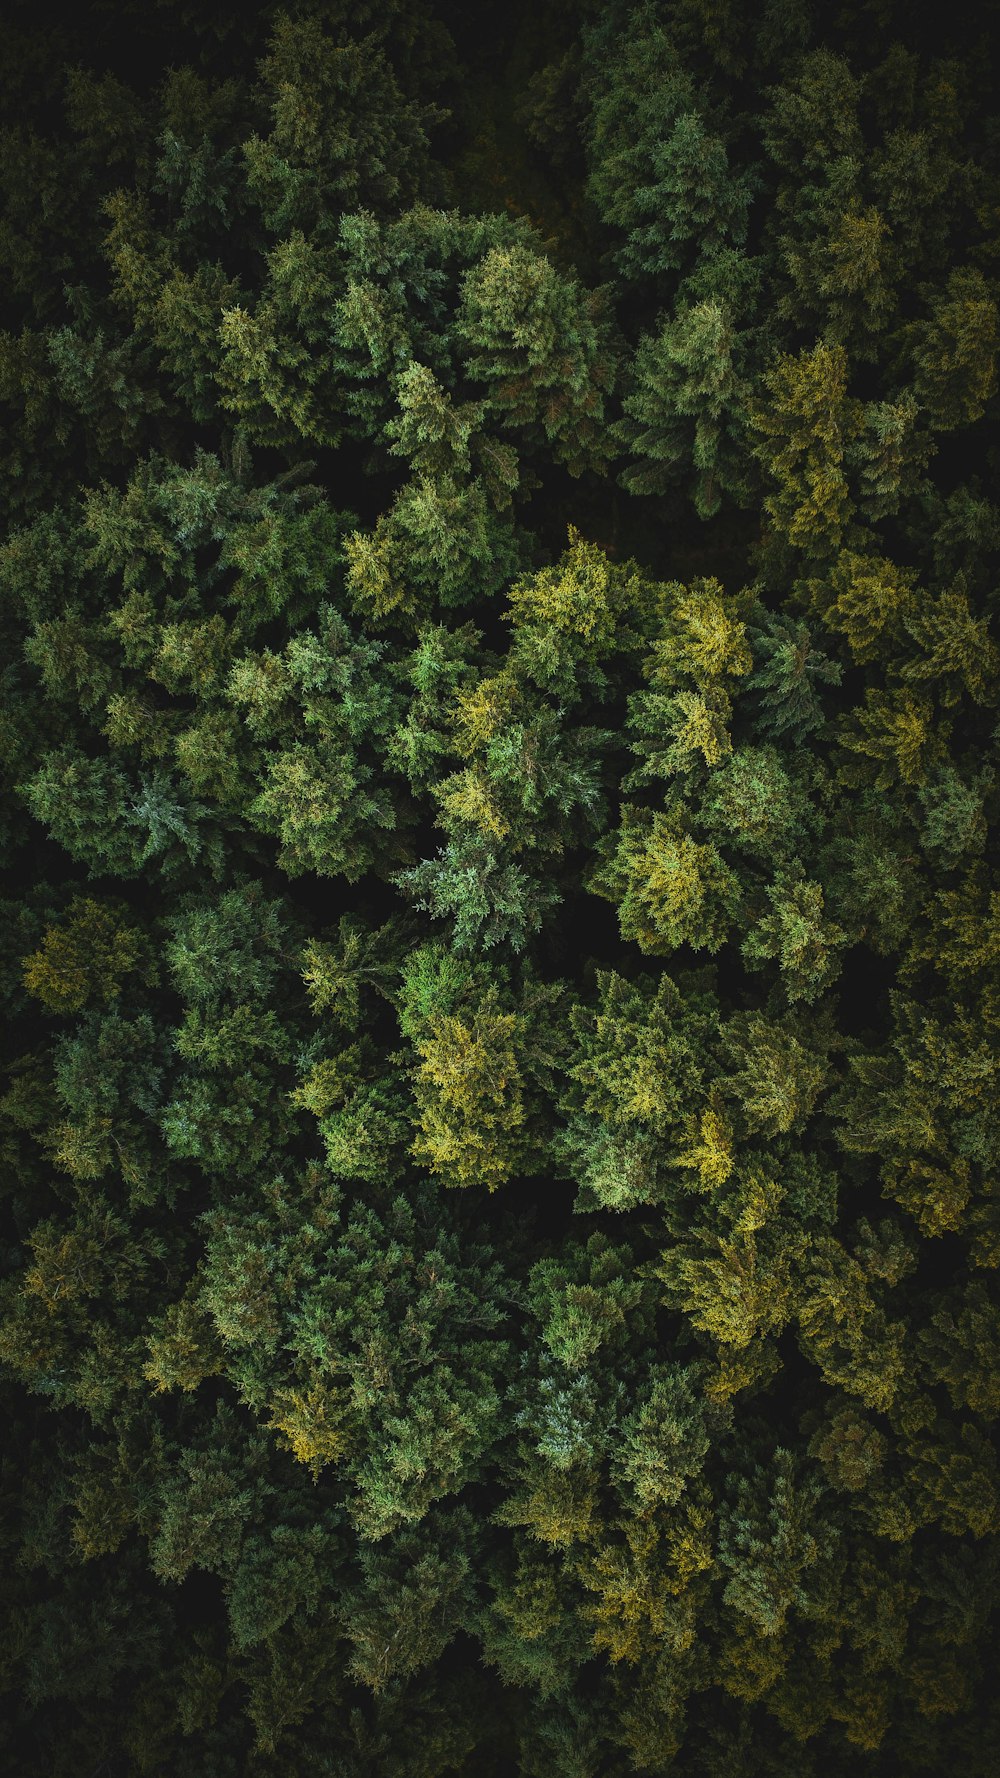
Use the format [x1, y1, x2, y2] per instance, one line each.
[1, 0, 998, 1772]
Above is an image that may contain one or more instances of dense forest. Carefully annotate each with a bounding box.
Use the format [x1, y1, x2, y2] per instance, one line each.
[1, 0, 998, 1772]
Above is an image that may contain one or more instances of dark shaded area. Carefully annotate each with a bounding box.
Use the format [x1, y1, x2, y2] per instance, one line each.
[835, 944, 897, 1041]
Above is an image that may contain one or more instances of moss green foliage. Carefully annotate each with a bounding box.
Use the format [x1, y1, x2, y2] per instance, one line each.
[1, 1, 999, 1773]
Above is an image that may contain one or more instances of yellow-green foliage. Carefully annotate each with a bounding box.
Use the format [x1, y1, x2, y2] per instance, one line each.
[752, 341, 861, 554]
[411, 997, 528, 1190]
[507, 526, 644, 646]
[589, 805, 740, 954]
[23, 898, 143, 1013]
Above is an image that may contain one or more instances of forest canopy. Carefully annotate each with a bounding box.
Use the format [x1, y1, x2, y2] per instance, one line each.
[1, 1, 998, 1774]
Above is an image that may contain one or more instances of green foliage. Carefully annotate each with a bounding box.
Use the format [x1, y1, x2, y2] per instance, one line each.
[616, 299, 754, 516]
[612, 1363, 710, 1509]
[458, 243, 618, 477]
[243, 11, 443, 238]
[908, 268, 999, 431]
[741, 866, 847, 1003]
[717, 1448, 835, 1638]
[229, 605, 404, 878]
[2, 1, 1000, 1773]
[22, 898, 144, 1014]
[583, 7, 755, 287]
[589, 803, 741, 954]
[556, 966, 718, 1210]
[397, 943, 561, 1190]
[751, 340, 861, 557]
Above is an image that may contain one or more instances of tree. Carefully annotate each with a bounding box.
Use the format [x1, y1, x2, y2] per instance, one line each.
[750, 341, 861, 558]
[582, 9, 755, 287]
[588, 803, 740, 956]
[907, 268, 999, 431]
[781, 201, 896, 358]
[611, 1363, 710, 1510]
[395, 943, 560, 1191]
[741, 866, 846, 1003]
[242, 12, 442, 238]
[616, 300, 754, 517]
[22, 898, 144, 1014]
[717, 1449, 836, 1640]
[457, 243, 618, 476]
